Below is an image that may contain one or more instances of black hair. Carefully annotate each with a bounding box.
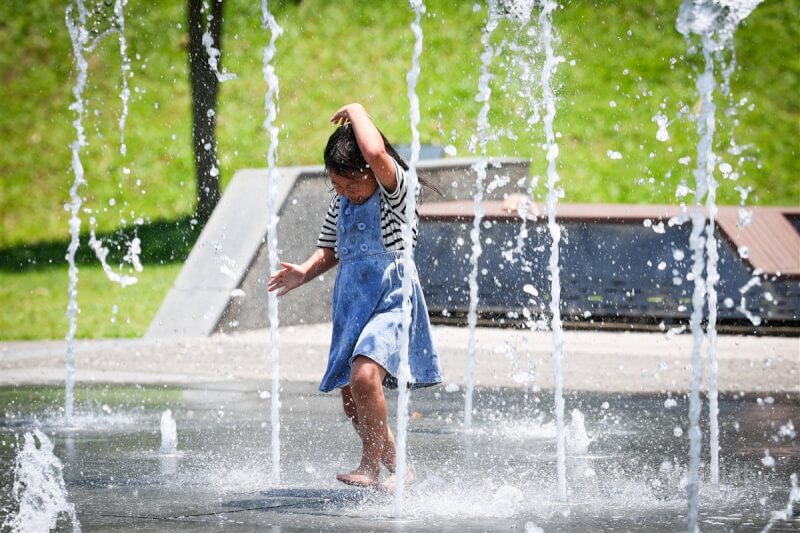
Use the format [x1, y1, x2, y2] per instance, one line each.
[324, 124, 442, 196]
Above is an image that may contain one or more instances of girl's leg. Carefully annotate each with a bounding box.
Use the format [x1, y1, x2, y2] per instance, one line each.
[341, 386, 396, 472]
[341, 385, 359, 425]
[383, 426, 397, 473]
[336, 356, 396, 487]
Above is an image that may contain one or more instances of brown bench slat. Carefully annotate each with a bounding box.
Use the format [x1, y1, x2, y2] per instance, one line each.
[717, 208, 800, 277]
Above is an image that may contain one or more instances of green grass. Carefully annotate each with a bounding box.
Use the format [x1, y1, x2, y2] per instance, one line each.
[0, 0, 797, 340]
[0, 263, 181, 340]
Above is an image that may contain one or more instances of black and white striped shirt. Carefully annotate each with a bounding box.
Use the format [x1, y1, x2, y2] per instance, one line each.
[317, 159, 419, 256]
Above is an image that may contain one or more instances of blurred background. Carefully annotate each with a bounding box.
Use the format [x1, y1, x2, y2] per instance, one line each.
[0, 0, 797, 340]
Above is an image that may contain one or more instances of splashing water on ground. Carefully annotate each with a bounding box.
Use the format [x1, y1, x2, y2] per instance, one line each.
[2, 429, 81, 533]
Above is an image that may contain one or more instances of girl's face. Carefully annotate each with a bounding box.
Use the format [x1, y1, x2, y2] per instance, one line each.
[329, 171, 378, 204]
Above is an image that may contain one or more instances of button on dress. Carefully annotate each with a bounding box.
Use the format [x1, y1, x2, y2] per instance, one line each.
[318, 190, 442, 392]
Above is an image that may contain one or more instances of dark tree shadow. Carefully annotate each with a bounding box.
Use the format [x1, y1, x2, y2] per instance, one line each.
[0, 215, 202, 272]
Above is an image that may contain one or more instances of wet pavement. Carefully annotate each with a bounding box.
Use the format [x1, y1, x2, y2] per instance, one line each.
[1, 379, 799, 531]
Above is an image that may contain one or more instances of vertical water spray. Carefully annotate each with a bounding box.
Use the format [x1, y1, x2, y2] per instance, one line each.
[684, 40, 714, 531]
[395, 0, 425, 517]
[538, 0, 567, 502]
[464, 0, 500, 430]
[706, 165, 721, 489]
[497, 2, 539, 325]
[63, 0, 90, 425]
[261, 0, 283, 485]
[677, 1, 763, 528]
[159, 409, 178, 454]
[708, 28, 743, 489]
[706, 16, 746, 491]
[113, 0, 131, 156]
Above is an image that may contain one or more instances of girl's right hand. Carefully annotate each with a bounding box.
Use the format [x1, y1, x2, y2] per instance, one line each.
[330, 103, 364, 126]
[267, 262, 305, 296]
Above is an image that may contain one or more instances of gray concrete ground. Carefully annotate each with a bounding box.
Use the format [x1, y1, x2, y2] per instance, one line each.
[1, 324, 798, 393]
[1, 327, 799, 531]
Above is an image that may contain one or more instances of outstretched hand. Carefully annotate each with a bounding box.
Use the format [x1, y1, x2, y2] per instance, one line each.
[267, 262, 305, 296]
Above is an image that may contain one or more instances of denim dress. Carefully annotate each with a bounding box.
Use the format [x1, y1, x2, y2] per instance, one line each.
[318, 190, 443, 392]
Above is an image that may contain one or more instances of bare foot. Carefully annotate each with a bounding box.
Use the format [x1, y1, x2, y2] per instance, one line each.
[381, 466, 415, 494]
[336, 469, 380, 488]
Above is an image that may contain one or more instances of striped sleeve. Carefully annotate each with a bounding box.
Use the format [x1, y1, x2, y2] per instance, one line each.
[377, 158, 409, 209]
[316, 195, 339, 250]
[377, 158, 420, 251]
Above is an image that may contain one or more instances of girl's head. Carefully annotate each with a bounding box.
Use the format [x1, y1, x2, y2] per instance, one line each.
[323, 124, 442, 203]
[324, 123, 409, 176]
[324, 124, 409, 204]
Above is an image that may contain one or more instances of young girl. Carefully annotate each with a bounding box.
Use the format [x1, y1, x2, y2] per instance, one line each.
[267, 103, 442, 490]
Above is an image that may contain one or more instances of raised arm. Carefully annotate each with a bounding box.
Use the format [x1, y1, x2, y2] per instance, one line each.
[330, 103, 398, 193]
[267, 247, 338, 296]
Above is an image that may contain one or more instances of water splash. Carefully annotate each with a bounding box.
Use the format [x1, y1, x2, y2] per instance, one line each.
[465, 0, 500, 430]
[395, 0, 425, 517]
[538, 0, 567, 502]
[87, 222, 138, 287]
[2, 429, 81, 533]
[123, 236, 143, 272]
[89, 3, 141, 287]
[159, 409, 178, 454]
[677, 1, 763, 44]
[63, 0, 90, 425]
[565, 409, 592, 456]
[261, 0, 283, 485]
[738, 272, 763, 325]
[762, 473, 800, 533]
[202, 3, 237, 82]
[677, 0, 764, 528]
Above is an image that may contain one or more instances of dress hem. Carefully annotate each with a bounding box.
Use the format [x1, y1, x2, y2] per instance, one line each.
[318, 351, 443, 393]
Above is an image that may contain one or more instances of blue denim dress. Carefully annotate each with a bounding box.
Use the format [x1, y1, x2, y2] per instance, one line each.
[318, 190, 443, 392]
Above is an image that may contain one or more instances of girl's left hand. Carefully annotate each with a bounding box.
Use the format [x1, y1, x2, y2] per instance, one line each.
[267, 262, 305, 296]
